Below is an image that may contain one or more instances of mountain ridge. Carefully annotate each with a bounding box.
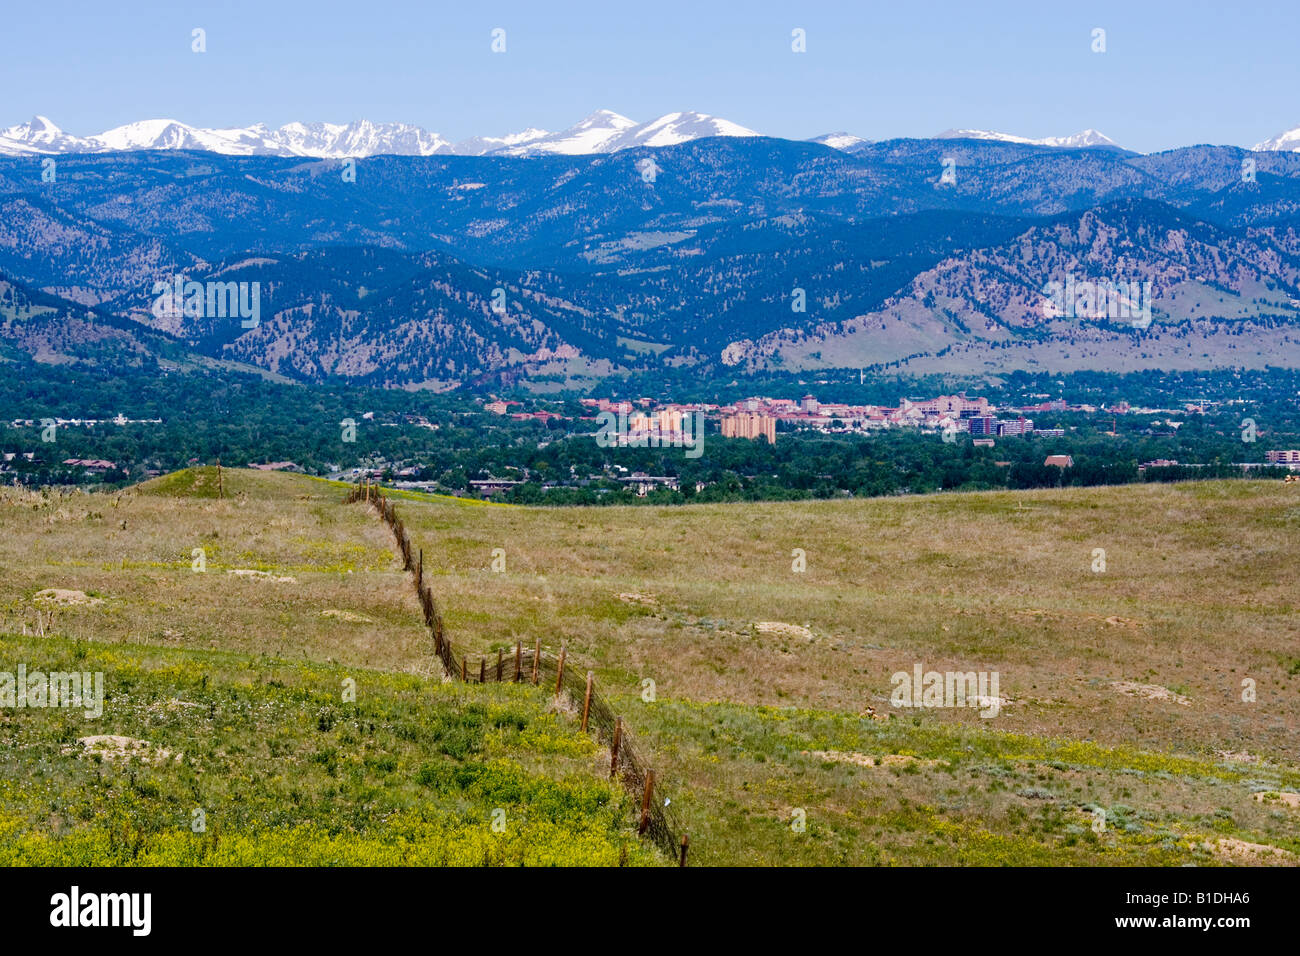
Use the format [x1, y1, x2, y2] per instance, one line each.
[0, 110, 760, 159]
[3, 139, 1300, 387]
[0, 112, 1167, 159]
[9, 113, 1300, 159]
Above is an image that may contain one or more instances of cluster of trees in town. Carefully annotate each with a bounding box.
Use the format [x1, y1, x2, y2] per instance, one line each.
[2, 359, 1296, 503]
[486, 424, 1292, 506]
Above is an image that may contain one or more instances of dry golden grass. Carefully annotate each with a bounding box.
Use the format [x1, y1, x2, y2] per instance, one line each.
[3, 469, 1296, 865]
[0, 469, 430, 673]
[396, 480, 1300, 763]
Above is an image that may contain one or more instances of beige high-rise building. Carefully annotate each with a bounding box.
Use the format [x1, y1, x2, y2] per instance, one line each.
[657, 408, 685, 433]
[721, 412, 776, 444]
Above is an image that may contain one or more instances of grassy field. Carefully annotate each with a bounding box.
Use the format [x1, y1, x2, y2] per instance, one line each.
[1, 468, 1297, 865]
[0, 468, 428, 672]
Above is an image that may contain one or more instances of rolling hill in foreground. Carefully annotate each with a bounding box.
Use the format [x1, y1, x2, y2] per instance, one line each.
[1, 469, 1297, 865]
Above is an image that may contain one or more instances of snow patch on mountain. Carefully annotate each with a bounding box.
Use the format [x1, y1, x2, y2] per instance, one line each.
[809, 132, 869, 151]
[1254, 124, 1300, 152]
[936, 128, 1118, 149]
[450, 127, 551, 156]
[489, 109, 638, 156]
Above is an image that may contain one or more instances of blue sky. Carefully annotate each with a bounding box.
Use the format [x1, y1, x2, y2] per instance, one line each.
[4, 0, 1296, 152]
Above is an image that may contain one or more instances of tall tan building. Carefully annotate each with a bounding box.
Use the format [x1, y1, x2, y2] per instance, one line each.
[721, 412, 777, 444]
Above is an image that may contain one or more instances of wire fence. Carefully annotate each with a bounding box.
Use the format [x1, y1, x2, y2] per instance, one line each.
[345, 479, 688, 865]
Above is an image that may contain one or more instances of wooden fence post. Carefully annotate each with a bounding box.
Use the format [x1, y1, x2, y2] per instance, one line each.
[479, 658, 486, 683]
[497, 648, 503, 682]
[531, 638, 540, 685]
[461, 658, 466, 682]
[416, 548, 423, 591]
[610, 717, 622, 778]
[554, 643, 566, 696]
[216, 458, 223, 499]
[514, 642, 521, 682]
[581, 671, 593, 733]
[639, 770, 654, 835]
[679, 834, 689, 868]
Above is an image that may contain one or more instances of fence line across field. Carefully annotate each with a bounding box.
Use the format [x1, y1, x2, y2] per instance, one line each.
[345, 479, 686, 864]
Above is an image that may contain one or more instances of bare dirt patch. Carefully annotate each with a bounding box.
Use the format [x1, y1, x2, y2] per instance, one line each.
[33, 589, 102, 606]
[1113, 681, 1191, 706]
[1102, 616, 1141, 628]
[1254, 791, 1300, 808]
[755, 622, 814, 641]
[227, 569, 296, 583]
[1216, 750, 1260, 763]
[809, 750, 938, 769]
[1207, 838, 1296, 865]
[322, 609, 375, 623]
[68, 735, 179, 764]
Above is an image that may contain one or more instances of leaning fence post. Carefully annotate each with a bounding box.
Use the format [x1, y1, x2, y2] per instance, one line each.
[581, 671, 593, 733]
[639, 770, 654, 835]
[554, 643, 566, 696]
[532, 638, 540, 685]
[417, 548, 423, 591]
[610, 717, 622, 778]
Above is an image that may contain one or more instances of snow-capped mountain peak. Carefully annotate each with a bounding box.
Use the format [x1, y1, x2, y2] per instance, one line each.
[94, 119, 226, 152]
[271, 120, 449, 157]
[809, 132, 869, 151]
[0, 112, 1129, 159]
[1041, 129, 1117, 148]
[618, 111, 757, 149]
[936, 128, 1118, 149]
[450, 127, 551, 157]
[489, 109, 639, 156]
[9, 115, 63, 142]
[1254, 124, 1300, 152]
[0, 115, 85, 152]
